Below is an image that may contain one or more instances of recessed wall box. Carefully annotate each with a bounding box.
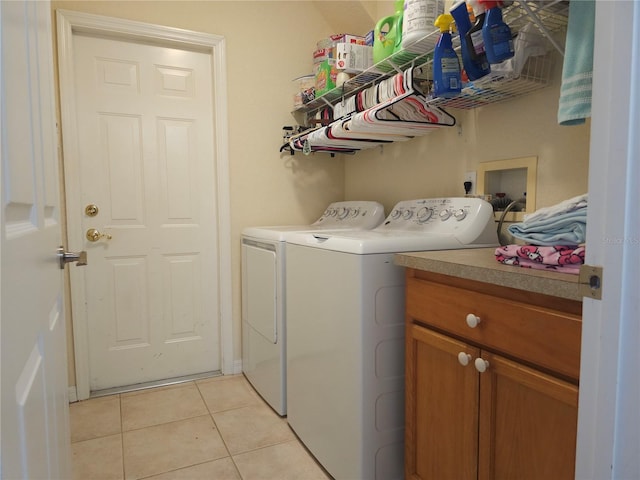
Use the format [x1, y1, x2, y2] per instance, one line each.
[477, 156, 537, 221]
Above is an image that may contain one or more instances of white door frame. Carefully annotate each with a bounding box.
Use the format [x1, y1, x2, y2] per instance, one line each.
[56, 9, 233, 400]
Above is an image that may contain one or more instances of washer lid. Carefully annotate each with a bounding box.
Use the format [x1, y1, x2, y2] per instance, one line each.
[284, 197, 498, 254]
[284, 230, 478, 254]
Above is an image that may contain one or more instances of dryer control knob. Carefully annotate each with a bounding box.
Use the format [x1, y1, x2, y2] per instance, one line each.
[402, 209, 414, 220]
[391, 209, 402, 219]
[350, 208, 360, 217]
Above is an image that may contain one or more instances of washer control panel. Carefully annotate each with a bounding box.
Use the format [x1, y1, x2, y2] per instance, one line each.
[312, 201, 385, 229]
[378, 197, 494, 234]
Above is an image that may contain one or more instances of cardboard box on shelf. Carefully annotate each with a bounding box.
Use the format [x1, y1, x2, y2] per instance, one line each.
[336, 44, 374, 73]
[313, 47, 333, 64]
[365, 30, 374, 46]
[315, 35, 365, 63]
[316, 33, 367, 50]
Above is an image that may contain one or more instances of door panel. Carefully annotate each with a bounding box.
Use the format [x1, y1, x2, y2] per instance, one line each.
[71, 33, 220, 390]
[478, 352, 578, 480]
[406, 324, 479, 480]
[1, 0, 70, 477]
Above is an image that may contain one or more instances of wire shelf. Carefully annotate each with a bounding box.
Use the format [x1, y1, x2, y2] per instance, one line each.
[292, 0, 569, 121]
[430, 36, 556, 110]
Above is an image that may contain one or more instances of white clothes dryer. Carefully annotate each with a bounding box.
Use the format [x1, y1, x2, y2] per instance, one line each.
[241, 201, 384, 415]
[285, 197, 497, 479]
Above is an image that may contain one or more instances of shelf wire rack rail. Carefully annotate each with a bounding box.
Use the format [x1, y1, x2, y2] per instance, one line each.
[293, 0, 570, 122]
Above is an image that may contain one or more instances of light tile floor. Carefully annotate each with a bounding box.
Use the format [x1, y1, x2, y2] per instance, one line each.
[70, 374, 331, 480]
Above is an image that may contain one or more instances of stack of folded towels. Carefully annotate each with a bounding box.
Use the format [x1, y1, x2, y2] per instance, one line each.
[495, 194, 587, 274]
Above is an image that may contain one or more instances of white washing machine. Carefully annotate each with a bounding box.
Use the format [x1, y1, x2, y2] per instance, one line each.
[241, 201, 385, 416]
[285, 197, 498, 480]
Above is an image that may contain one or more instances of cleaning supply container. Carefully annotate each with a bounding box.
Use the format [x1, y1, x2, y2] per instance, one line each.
[465, 0, 488, 65]
[450, 0, 490, 80]
[402, 0, 445, 50]
[373, 0, 404, 63]
[432, 13, 461, 98]
[480, 0, 514, 64]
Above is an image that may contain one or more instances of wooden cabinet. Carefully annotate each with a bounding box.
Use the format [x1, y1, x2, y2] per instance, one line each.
[405, 269, 582, 480]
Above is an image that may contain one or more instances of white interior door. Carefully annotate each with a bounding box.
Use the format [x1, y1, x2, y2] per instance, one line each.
[575, 1, 640, 478]
[1, 1, 71, 477]
[65, 29, 221, 392]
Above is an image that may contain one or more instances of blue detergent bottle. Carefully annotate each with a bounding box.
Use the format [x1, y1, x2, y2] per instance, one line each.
[480, 0, 514, 64]
[450, 0, 490, 81]
[433, 13, 461, 98]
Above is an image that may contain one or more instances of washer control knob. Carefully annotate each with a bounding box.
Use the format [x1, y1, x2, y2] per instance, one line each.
[351, 208, 360, 217]
[417, 207, 433, 223]
[454, 209, 467, 221]
[337, 207, 350, 219]
[403, 209, 414, 220]
[439, 209, 452, 221]
[391, 209, 402, 220]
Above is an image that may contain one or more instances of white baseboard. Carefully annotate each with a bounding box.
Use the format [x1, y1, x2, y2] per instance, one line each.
[232, 359, 243, 375]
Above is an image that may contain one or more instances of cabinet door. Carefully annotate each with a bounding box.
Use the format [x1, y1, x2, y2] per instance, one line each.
[477, 352, 578, 480]
[406, 324, 480, 480]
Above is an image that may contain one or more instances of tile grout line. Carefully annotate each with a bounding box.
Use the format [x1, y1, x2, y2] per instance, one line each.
[71, 376, 317, 479]
[194, 379, 244, 480]
[196, 376, 315, 474]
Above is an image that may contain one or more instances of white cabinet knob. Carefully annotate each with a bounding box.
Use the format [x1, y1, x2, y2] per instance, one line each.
[474, 358, 489, 373]
[458, 352, 472, 366]
[465, 313, 481, 328]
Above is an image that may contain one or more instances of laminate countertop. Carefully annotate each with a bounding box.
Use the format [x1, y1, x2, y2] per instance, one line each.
[394, 247, 583, 302]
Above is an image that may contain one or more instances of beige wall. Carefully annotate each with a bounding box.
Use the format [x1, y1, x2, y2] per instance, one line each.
[52, 1, 377, 385]
[52, 1, 589, 387]
[345, 50, 590, 212]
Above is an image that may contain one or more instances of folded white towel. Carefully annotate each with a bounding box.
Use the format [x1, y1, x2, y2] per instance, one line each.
[508, 211, 587, 246]
[523, 193, 588, 223]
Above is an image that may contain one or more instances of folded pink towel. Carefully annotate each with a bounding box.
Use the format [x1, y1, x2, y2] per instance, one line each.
[495, 245, 586, 274]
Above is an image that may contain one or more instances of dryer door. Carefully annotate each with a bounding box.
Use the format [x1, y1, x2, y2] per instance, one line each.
[243, 241, 278, 343]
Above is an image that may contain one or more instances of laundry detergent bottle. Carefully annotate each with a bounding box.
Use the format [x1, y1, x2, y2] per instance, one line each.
[480, 0, 514, 64]
[401, 0, 445, 50]
[432, 13, 461, 98]
[373, 0, 404, 63]
[449, 0, 490, 81]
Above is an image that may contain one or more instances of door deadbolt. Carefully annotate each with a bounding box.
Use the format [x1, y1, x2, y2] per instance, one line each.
[85, 204, 99, 217]
[86, 228, 112, 242]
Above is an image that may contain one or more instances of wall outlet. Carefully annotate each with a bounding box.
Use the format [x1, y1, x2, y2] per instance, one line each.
[464, 171, 476, 195]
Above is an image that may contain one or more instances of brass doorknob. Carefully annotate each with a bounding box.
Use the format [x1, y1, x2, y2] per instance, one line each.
[86, 228, 112, 242]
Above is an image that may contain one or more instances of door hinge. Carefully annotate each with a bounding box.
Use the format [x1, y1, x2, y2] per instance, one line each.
[579, 264, 603, 300]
